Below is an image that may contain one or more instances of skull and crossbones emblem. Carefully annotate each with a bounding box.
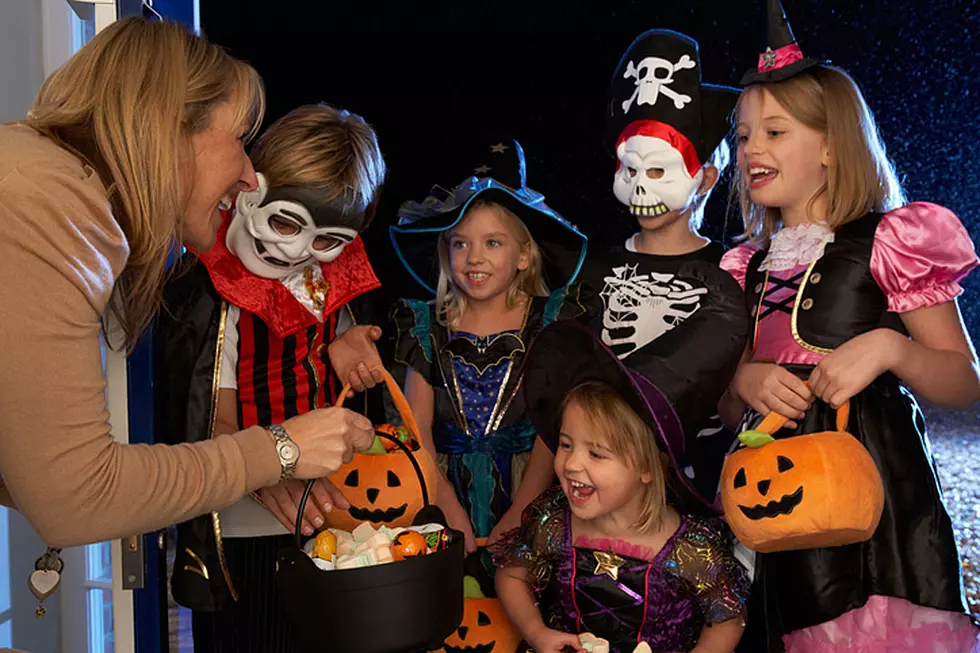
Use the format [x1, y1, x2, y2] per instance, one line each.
[622, 54, 697, 113]
[600, 264, 708, 358]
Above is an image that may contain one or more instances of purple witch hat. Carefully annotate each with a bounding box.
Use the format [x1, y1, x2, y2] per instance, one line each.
[523, 320, 718, 516]
[740, 0, 827, 85]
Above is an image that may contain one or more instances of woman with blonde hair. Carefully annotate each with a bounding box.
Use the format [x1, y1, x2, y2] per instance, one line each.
[0, 17, 374, 555]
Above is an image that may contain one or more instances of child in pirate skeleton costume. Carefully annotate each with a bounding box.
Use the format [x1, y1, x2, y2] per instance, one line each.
[155, 104, 386, 653]
[576, 30, 751, 505]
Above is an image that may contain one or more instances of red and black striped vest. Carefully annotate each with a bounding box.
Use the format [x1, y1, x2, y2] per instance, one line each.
[235, 309, 341, 428]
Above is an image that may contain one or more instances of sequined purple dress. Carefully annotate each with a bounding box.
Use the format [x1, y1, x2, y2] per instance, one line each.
[491, 488, 749, 653]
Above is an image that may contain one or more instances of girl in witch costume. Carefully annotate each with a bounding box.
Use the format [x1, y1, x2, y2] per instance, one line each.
[491, 321, 749, 653]
[720, 1, 980, 651]
[578, 29, 750, 505]
[154, 105, 387, 652]
[389, 138, 590, 553]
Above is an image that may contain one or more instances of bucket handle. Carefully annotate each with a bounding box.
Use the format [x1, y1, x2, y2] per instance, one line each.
[751, 381, 849, 436]
[294, 367, 429, 547]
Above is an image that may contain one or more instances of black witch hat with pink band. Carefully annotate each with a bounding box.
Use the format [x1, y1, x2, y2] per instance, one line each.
[740, 0, 828, 85]
[523, 321, 718, 516]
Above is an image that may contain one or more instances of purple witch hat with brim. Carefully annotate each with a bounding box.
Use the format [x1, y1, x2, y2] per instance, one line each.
[740, 0, 827, 85]
[523, 320, 718, 516]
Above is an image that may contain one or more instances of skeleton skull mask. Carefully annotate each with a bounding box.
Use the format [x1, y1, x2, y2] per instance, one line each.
[227, 173, 361, 279]
[613, 134, 704, 218]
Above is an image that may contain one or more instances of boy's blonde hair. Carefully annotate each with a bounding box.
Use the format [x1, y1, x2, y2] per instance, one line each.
[435, 200, 549, 329]
[249, 104, 386, 226]
[26, 18, 264, 351]
[734, 65, 905, 246]
[560, 380, 667, 533]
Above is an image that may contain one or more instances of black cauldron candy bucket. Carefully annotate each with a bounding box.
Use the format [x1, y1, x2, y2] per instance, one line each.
[275, 369, 464, 653]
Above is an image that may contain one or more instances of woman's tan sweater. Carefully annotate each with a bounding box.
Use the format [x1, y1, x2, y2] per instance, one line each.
[0, 124, 280, 547]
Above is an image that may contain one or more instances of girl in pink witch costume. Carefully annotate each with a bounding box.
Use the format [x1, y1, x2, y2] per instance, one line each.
[719, 1, 980, 651]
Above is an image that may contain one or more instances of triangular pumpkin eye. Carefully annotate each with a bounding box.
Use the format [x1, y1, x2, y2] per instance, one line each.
[477, 611, 491, 626]
[344, 470, 359, 487]
[733, 468, 747, 488]
[387, 470, 401, 487]
[777, 456, 795, 472]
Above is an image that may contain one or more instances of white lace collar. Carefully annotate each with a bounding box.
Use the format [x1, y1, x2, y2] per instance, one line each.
[760, 222, 835, 272]
[280, 265, 328, 321]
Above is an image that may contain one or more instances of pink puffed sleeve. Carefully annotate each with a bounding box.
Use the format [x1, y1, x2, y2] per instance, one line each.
[871, 202, 979, 314]
[720, 243, 761, 290]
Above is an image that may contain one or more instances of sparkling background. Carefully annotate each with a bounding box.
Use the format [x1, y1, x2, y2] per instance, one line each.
[202, 0, 979, 616]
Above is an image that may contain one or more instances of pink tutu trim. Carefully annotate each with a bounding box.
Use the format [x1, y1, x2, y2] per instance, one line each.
[783, 595, 980, 653]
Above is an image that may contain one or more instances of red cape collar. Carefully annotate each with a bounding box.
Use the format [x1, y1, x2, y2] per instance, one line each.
[195, 212, 381, 338]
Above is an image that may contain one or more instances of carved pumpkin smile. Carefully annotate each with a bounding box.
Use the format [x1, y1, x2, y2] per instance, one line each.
[738, 486, 804, 520]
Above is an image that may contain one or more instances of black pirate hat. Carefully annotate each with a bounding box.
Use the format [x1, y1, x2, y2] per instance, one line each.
[390, 138, 588, 296]
[740, 0, 828, 85]
[608, 29, 738, 172]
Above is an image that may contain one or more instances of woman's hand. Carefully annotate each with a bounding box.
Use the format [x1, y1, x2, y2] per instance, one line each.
[280, 407, 375, 479]
[732, 361, 812, 424]
[525, 624, 585, 653]
[487, 504, 522, 545]
[437, 478, 478, 553]
[327, 325, 385, 391]
[258, 477, 350, 536]
[809, 329, 899, 408]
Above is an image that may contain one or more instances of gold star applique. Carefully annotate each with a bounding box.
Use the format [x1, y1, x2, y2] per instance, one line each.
[490, 143, 509, 154]
[592, 550, 625, 581]
[474, 164, 492, 174]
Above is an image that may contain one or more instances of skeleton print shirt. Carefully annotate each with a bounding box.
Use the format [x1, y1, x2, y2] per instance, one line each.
[578, 238, 749, 496]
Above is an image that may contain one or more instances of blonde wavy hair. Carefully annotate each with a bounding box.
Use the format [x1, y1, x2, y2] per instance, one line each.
[250, 104, 386, 225]
[25, 17, 265, 351]
[435, 200, 549, 329]
[560, 380, 667, 533]
[733, 65, 904, 246]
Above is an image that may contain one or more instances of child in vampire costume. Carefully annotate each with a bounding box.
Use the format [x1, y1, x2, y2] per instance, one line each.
[576, 30, 750, 505]
[154, 105, 386, 653]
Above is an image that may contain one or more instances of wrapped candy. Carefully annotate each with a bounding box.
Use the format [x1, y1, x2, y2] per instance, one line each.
[305, 523, 445, 571]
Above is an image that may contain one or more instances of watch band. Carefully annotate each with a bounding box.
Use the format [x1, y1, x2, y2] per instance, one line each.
[266, 423, 299, 481]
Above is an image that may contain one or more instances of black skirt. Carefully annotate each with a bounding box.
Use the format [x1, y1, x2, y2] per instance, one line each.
[736, 365, 970, 652]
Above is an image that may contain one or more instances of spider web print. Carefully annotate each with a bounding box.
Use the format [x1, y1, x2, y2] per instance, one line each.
[599, 264, 708, 359]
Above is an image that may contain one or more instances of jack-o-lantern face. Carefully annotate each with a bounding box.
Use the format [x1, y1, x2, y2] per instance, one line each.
[324, 427, 437, 532]
[730, 454, 803, 520]
[436, 598, 520, 653]
[720, 430, 884, 553]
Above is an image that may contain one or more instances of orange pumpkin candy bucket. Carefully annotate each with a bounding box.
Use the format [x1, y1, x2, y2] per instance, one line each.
[720, 398, 885, 553]
[275, 368, 464, 652]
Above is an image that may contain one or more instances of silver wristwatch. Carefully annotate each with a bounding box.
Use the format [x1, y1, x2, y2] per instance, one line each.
[266, 424, 300, 481]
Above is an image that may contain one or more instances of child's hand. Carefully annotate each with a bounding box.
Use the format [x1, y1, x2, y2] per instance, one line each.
[327, 325, 384, 391]
[437, 482, 478, 553]
[526, 625, 585, 653]
[733, 361, 812, 425]
[487, 504, 522, 545]
[809, 329, 900, 408]
[257, 477, 350, 536]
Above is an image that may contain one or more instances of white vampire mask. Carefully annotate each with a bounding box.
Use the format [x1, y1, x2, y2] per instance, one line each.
[227, 173, 361, 279]
[613, 134, 703, 218]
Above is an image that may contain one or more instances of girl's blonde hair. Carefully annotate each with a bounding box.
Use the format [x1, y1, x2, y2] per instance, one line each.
[249, 104, 386, 223]
[25, 17, 265, 351]
[734, 65, 905, 246]
[435, 200, 548, 329]
[560, 380, 667, 533]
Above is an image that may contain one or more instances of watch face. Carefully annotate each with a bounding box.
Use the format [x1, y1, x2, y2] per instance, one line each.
[279, 442, 298, 463]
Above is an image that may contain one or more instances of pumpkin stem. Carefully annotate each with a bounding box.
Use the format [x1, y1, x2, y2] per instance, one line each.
[738, 429, 776, 448]
[463, 575, 485, 600]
